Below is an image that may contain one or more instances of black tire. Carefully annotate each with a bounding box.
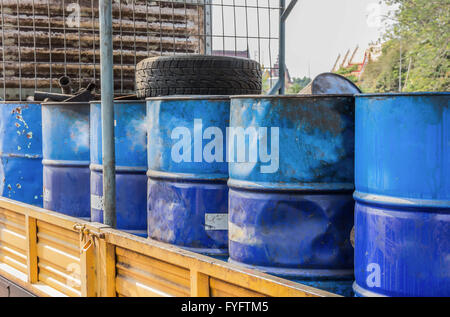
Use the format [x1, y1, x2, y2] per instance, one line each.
[135, 55, 262, 98]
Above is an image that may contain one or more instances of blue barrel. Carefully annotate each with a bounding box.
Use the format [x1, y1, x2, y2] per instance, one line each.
[90, 101, 147, 237]
[228, 95, 355, 288]
[354, 92, 450, 297]
[42, 102, 90, 219]
[0, 102, 43, 206]
[147, 96, 229, 256]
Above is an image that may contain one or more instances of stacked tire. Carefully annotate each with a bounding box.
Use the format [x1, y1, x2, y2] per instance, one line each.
[135, 55, 262, 98]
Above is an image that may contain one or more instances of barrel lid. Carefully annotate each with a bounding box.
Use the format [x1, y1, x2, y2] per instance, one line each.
[146, 95, 230, 101]
[356, 92, 450, 98]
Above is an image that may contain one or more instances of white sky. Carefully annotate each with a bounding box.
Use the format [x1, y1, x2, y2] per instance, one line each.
[285, 0, 392, 78]
[210, 0, 393, 78]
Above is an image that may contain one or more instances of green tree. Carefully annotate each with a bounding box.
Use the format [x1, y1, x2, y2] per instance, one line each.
[287, 76, 311, 94]
[360, 0, 449, 92]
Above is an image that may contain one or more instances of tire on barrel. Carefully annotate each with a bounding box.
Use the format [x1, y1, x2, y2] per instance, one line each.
[135, 55, 262, 98]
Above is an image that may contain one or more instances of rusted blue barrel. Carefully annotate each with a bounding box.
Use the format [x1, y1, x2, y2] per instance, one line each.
[42, 102, 90, 219]
[90, 101, 147, 237]
[354, 92, 450, 297]
[0, 102, 43, 206]
[228, 95, 355, 290]
[146, 96, 229, 255]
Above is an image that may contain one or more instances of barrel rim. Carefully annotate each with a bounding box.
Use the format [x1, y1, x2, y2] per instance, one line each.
[146, 95, 230, 101]
[353, 191, 450, 209]
[90, 163, 147, 173]
[89, 100, 146, 104]
[147, 169, 228, 182]
[228, 178, 355, 192]
[229, 94, 355, 99]
[42, 102, 90, 106]
[355, 91, 450, 98]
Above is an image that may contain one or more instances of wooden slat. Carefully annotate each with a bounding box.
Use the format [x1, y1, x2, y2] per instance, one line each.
[0, 251, 28, 273]
[79, 236, 96, 297]
[98, 239, 116, 297]
[26, 216, 38, 283]
[115, 258, 189, 297]
[37, 232, 79, 258]
[36, 242, 80, 271]
[38, 272, 81, 297]
[0, 225, 27, 251]
[190, 270, 210, 297]
[116, 247, 190, 283]
[38, 261, 81, 290]
[37, 221, 79, 244]
[0, 208, 26, 225]
[209, 278, 266, 297]
[116, 275, 174, 297]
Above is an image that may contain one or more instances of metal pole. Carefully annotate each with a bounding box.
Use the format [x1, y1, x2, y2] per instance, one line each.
[99, 0, 116, 228]
[279, 0, 286, 94]
[269, 0, 297, 95]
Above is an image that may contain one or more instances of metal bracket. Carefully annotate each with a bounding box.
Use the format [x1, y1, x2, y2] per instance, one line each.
[73, 223, 105, 240]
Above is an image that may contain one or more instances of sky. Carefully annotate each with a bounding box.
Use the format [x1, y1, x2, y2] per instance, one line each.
[285, 0, 392, 78]
[210, 0, 393, 79]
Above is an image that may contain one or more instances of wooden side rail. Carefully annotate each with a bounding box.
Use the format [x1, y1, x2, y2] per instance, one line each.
[0, 197, 338, 297]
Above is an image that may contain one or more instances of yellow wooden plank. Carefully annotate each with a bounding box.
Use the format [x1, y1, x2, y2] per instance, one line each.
[116, 247, 190, 286]
[190, 270, 210, 297]
[0, 244, 27, 264]
[115, 261, 189, 297]
[0, 208, 26, 225]
[0, 252, 28, 273]
[37, 221, 79, 244]
[37, 232, 79, 258]
[98, 239, 116, 297]
[37, 242, 80, 270]
[209, 277, 266, 297]
[0, 198, 84, 231]
[38, 272, 81, 297]
[0, 262, 66, 297]
[26, 216, 38, 283]
[79, 235, 96, 297]
[116, 275, 174, 297]
[38, 261, 81, 291]
[0, 215, 26, 234]
[0, 225, 26, 251]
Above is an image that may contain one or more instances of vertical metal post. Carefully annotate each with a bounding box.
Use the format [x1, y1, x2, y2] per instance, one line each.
[278, 0, 286, 94]
[269, 0, 297, 95]
[99, 0, 116, 228]
[204, 0, 212, 55]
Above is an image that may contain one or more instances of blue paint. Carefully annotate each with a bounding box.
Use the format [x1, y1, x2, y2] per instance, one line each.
[228, 95, 355, 283]
[0, 102, 43, 206]
[354, 92, 450, 297]
[147, 96, 230, 255]
[42, 102, 90, 219]
[90, 101, 147, 236]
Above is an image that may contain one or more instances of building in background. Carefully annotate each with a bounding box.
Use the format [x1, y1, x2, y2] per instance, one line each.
[332, 43, 382, 81]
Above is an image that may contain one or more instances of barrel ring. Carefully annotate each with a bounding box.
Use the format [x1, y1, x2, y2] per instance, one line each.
[147, 169, 227, 183]
[353, 191, 450, 209]
[42, 159, 90, 167]
[90, 163, 147, 173]
[228, 178, 355, 192]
